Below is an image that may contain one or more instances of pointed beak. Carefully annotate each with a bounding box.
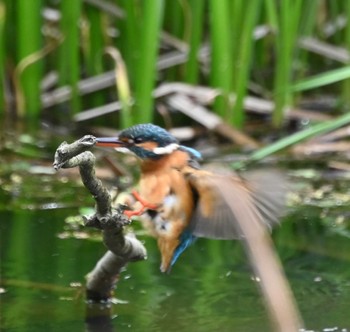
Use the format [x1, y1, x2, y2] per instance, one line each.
[95, 137, 124, 148]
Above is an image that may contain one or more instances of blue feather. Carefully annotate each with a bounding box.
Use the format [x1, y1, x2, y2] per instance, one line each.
[171, 230, 197, 267]
[179, 145, 202, 160]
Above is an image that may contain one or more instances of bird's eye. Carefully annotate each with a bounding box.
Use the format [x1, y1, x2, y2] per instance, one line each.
[134, 137, 143, 144]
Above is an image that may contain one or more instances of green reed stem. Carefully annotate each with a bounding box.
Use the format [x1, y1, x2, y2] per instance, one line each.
[163, 0, 184, 81]
[232, 0, 262, 128]
[233, 111, 350, 169]
[341, 1, 350, 109]
[184, 0, 204, 84]
[264, 0, 278, 31]
[0, 1, 5, 111]
[106, 47, 132, 128]
[118, 0, 140, 90]
[273, 0, 302, 127]
[58, 0, 81, 115]
[209, 0, 232, 119]
[291, 66, 350, 92]
[16, 0, 43, 119]
[298, 0, 319, 36]
[291, 1, 319, 108]
[84, 6, 104, 77]
[134, 0, 164, 123]
[229, 0, 243, 86]
[83, 5, 107, 113]
[328, 0, 342, 45]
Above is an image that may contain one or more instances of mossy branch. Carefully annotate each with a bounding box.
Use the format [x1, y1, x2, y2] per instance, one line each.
[53, 135, 147, 301]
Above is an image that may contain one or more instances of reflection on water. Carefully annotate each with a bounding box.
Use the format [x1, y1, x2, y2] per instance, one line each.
[1, 159, 350, 331]
[0, 207, 270, 332]
[2, 206, 350, 331]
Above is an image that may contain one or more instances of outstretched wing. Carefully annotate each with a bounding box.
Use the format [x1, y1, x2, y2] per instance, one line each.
[183, 166, 288, 240]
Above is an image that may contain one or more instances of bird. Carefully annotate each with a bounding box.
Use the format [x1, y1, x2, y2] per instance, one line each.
[95, 123, 287, 273]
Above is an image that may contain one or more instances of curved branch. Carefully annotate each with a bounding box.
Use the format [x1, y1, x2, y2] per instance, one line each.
[54, 135, 147, 300]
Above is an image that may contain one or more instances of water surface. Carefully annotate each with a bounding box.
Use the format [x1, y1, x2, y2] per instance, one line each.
[1, 150, 350, 331]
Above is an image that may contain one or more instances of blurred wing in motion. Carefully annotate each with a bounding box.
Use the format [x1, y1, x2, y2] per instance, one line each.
[183, 167, 288, 240]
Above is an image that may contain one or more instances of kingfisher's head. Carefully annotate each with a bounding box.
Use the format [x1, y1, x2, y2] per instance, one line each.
[95, 124, 180, 160]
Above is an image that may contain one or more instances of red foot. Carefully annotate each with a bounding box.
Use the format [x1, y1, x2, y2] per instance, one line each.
[123, 190, 158, 218]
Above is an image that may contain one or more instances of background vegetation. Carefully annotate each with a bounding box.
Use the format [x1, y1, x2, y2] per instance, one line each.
[3, 2, 350, 330]
[2, 0, 350, 138]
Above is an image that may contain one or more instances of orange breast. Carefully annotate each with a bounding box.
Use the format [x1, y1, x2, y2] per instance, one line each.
[138, 150, 195, 223]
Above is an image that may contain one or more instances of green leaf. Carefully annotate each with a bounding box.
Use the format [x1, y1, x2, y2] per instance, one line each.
[291, 66, 350, 92]
[233, 111, 350, 169]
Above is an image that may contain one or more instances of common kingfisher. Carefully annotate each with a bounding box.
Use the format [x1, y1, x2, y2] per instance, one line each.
[95, 123, 286, 273]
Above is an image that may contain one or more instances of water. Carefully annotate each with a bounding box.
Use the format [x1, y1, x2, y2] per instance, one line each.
[0, 207, 270, 331]
[1, 139, 350, 331]
[2, 206, 350, 332]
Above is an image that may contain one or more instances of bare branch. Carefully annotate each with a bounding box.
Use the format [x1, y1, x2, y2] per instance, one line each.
[53, 136, 147, 301]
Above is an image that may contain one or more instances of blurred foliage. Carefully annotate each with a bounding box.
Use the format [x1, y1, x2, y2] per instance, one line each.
[2, 0, 350, 131]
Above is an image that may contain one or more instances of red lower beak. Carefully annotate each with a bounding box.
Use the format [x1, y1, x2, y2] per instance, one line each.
[95, 137, 124, 148]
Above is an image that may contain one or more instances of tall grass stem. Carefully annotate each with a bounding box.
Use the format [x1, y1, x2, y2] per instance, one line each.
[58, 0, 82, 114]
[232, 0, 262, 128]
[209, 0, 232, 119]
[233, 112, 350, 169]
[273, 0, 302, 127]
[105, 47, 132, 128]
[0, 1, 5, 111]
[183, 0, 204, 84]
[134, 0, 164, 123]
[16, 0, 42, 118]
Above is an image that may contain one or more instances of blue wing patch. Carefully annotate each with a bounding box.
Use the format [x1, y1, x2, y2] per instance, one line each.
[171, 230, 197, 267]
[179, 145, 202, 160]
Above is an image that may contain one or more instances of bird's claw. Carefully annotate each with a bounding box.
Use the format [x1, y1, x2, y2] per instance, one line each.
[117, 193, 158, 219]
[117, 204, 142, 219]
[117, 204, 131, 213]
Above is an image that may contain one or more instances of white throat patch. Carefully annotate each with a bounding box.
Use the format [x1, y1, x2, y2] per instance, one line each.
[114, 143, 179, 156]
[153, 143, 179, 155]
